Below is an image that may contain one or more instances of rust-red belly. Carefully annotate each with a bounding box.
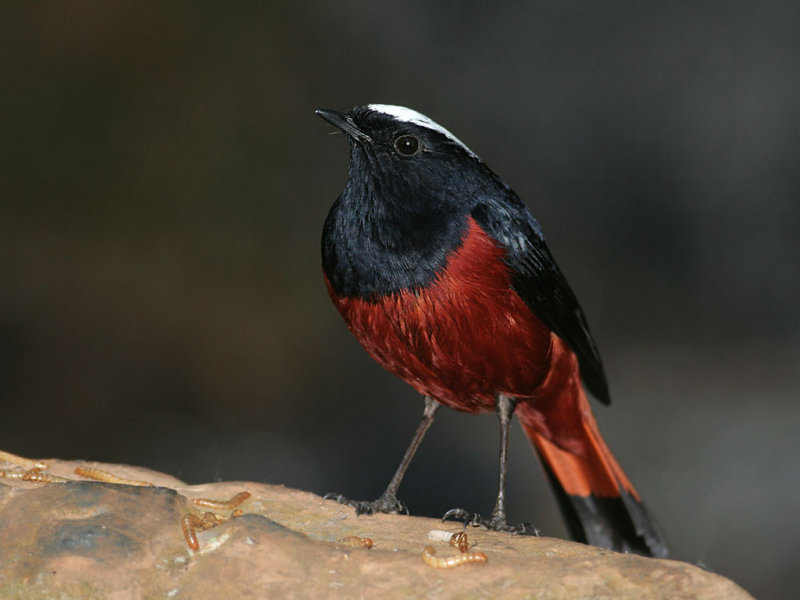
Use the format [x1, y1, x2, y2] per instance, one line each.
[327, 220, 557, 413]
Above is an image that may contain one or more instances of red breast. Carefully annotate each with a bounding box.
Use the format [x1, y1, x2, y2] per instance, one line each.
[326, 218, 559, 413]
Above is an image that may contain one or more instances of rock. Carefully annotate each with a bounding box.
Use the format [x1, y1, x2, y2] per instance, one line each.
[0, 458, 753, 599]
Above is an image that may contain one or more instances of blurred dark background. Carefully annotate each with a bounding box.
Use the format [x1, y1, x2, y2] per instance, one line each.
[1, 2, 798, 598]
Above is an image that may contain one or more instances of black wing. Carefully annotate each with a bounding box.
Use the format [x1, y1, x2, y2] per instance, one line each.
[471, 195, 610, 405]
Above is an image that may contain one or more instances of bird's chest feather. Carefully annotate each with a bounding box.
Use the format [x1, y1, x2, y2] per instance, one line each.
[326, 219, 554, 411]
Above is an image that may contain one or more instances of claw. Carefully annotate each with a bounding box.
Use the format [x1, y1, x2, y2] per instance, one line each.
[324, 491, 409, 516]
[442, 507, 540, 536]
[441, 507, 474, 527]
[509, 521, 540, 536]
[323, 492, 348, 502]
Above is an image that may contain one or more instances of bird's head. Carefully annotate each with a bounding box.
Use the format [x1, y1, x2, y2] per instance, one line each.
[316, 104, 498, 214]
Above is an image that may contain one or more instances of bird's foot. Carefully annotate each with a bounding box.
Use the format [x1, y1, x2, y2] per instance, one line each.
[442, 507, 539, 536]
[323, 491, 409, 516]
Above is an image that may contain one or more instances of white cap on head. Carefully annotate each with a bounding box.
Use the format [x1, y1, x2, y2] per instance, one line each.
[367, 104, 477, 158]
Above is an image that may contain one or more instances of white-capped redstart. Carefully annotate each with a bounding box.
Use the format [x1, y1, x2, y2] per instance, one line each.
[317, 104, 668, 557]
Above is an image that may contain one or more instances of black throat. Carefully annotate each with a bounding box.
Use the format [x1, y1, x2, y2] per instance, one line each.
[321, 164, 468, 300]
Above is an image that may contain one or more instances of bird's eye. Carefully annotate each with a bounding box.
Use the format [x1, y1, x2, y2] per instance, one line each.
[393, 135, 420, 156]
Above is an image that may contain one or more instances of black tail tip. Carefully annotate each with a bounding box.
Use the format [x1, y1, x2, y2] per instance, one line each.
[568, 492, 670, 558]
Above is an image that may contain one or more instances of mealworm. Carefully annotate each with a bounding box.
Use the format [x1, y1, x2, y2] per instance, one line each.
[191, 491, 251, 510]
[21, 468, 69, 484]
[426, 529, 456, 543]
[74, 466, 155, 486]
[231, 508, 244, 518]
[0, 450, 47, 470]
[181, 514, 203, 551]
[181, 512, 226, 551]
[426, 529, 470, 551]
[0, 468, 67, 484]
[337, 536, 373, 549]
[449, 531, 469, 552]
[421, 546, 487, 569]
[199, 512, 226, 528]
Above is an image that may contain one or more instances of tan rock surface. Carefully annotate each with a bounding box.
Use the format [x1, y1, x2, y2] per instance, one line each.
[0, 458, 753, 599]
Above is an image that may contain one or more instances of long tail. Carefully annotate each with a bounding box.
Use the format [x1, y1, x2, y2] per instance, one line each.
[517, 390, 669, 558]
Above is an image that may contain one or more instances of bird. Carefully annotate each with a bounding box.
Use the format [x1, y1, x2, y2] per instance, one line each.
[316, 103, 668, 557]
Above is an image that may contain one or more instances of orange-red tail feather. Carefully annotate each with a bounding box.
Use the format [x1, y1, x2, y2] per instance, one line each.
[517, 361, 668, 557]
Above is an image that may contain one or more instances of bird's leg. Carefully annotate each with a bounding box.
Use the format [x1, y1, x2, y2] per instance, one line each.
[443, 394, 539, 535]
[376, 396, 441, 508]
[489, 393, 515, 524]
[325, 396, 441, 515]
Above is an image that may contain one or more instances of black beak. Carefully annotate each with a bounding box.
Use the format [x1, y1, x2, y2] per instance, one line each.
[316, 108, 372, 144]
